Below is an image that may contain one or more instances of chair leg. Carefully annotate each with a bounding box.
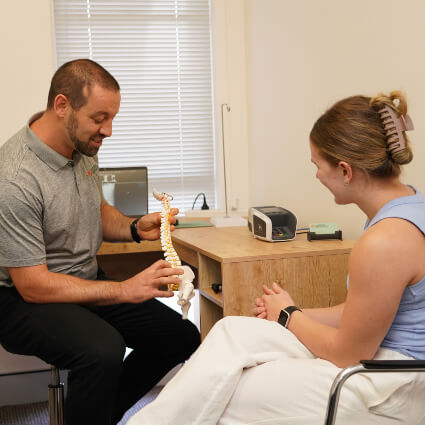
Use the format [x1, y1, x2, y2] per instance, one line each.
[48, 366, 64, 425]
[324, 365, 365, 425]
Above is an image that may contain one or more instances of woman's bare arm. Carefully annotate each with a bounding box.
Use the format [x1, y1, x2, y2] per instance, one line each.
[262, 218, 425, 367]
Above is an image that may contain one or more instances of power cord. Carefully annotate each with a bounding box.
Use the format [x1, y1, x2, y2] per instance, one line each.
[192, 193, 210, 210]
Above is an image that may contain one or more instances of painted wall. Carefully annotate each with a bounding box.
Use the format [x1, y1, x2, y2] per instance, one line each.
[211, 0, 251, 214]
[245, 0, 425, 239]
[0, 0, 56, 392]
[0, 0, 56, 144]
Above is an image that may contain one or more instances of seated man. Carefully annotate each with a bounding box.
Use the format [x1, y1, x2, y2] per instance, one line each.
[0, 59, 200, 425]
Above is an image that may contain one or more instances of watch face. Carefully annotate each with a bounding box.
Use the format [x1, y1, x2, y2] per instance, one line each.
[278, 310, 290, 328]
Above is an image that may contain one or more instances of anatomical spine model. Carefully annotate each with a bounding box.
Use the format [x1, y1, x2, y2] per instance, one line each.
[153, 189, 195, 319]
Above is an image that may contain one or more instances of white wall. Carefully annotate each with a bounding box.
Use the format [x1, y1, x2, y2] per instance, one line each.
[245, 0, 425, 239]
[0, 0, 55, 144]
[210, 0, 251, 214]
[0, 0, 56, 399]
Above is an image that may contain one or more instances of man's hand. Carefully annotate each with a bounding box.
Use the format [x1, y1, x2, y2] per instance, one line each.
[254, 282, 295, 321]
[137, 208, 179, 241]
[122, 260, 183, 303]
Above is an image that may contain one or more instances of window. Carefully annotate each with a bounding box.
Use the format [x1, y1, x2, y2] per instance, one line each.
[53, 0, 216, 212]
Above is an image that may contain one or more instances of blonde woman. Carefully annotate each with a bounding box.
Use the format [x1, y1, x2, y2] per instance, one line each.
[127, 92, 425, 425]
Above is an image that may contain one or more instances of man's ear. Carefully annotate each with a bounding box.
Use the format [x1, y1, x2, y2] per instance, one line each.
[53, 94, 70, 118]
[338, 161, 353, 185]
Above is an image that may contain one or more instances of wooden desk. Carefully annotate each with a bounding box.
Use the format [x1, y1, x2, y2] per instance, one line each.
[170, 226, 355, 338]
[97, 240, 162, 282]
[98, 240, 161, 255]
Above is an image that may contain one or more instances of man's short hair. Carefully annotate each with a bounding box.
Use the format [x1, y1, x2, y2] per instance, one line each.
[47, 59, 120, 110]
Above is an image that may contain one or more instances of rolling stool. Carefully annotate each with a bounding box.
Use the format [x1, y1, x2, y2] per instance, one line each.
[48, 365, 64, 425]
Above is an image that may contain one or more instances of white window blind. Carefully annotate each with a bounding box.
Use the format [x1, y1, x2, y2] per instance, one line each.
[53, 0, 216, 212]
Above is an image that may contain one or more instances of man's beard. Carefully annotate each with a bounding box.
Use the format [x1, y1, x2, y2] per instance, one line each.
[67, 112, 101, 157]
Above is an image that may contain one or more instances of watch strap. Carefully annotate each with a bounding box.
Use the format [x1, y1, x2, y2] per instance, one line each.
[130, 217, 142, 243]
[278, 305, 302, 328]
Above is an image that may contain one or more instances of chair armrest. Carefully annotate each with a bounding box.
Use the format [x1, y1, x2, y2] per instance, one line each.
[324, 360, 425, 424]
[360, 359, 425, 369]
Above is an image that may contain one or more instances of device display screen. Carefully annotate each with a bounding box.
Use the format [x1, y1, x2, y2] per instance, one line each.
[260, 207, 282, 214]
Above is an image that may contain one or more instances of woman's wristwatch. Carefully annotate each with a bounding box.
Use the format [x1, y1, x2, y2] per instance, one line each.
[278, 306, 302, 328]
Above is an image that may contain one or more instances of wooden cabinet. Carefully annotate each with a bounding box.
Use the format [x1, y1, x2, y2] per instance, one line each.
[171, 227, 354, 338]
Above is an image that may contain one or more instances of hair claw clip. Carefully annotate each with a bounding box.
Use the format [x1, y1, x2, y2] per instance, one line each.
[378, 106, 414, 154]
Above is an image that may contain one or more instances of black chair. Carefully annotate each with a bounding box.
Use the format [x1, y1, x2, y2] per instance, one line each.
[324, 359, 425, 424]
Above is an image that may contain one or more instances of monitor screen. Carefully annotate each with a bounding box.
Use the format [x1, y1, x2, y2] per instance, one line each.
[99, 167, 148, 217]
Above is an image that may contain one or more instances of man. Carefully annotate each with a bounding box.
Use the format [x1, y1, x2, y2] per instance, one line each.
[0, 59, 200, 425]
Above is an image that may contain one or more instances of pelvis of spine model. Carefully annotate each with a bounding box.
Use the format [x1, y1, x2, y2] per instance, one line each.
[153, 189, 195, 319]
[178, 266, 195, 320]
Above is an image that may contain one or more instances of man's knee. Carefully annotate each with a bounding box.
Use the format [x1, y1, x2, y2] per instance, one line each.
[173, 319, 200, 360]
[184, 320, 201, 355]
[80, 331, 126, 374]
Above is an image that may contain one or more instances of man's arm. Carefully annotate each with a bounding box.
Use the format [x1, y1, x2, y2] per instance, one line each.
[261, 219, 422, 367]
[100, 201, 179, 242]
[100, 201, 134, 242]
[8, 260, 182, 305]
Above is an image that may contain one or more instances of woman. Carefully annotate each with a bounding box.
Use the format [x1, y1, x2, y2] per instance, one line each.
[127, 91, 425, 425]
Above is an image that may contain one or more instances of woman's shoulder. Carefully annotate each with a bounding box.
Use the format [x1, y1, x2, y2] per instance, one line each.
[360, 218, 423, 252]
[367, 188, 425, 234]
[351, 218, 425, 286]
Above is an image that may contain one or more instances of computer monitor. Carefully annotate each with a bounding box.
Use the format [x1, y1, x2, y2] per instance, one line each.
[99, 167, 148, 217]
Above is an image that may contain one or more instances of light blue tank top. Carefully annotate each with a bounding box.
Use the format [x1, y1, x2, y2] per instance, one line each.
[364, 186, 425, 359]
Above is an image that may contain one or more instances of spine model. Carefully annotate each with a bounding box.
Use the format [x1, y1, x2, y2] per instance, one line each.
[155, 189, 181, 290]
[153, 189, 195, 319]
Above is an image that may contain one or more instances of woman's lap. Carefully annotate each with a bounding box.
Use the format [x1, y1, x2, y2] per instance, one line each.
[127, 316, 424, 425]
[219, 346, 423, 425]
[219, 356, 362, 425]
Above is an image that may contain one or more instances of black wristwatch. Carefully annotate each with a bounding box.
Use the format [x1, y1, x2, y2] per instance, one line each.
[278, 306, 302, 328]
[130, 217, 142, 243]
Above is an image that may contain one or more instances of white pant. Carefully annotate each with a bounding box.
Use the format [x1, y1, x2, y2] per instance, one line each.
[127, 316, 425, 425]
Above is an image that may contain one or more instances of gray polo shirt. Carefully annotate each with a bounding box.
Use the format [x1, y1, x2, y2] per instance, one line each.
[0, 113, 103, 287]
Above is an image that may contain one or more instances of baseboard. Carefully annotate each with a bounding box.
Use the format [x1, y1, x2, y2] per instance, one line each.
[0, 371, 50, 406]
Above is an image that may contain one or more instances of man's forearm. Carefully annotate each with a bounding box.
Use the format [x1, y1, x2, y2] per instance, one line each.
[13, 266, 126, 306]
[101, 201, 134, 242]
[9, 260, 178, 307]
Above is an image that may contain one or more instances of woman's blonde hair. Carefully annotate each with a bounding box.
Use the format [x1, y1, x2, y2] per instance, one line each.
[310, 91, 413, 178]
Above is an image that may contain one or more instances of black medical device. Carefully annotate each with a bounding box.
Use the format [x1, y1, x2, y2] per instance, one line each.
[248, 206, 297, 242]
